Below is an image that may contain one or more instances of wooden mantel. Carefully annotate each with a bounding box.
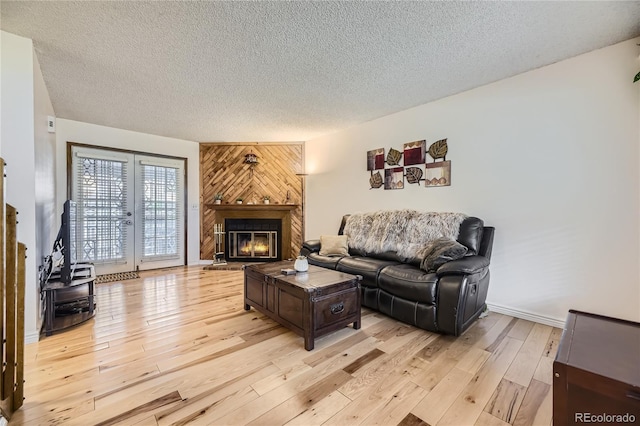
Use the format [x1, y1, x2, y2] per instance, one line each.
[204, 204, 301, 260]
[204, 203, 299, 211]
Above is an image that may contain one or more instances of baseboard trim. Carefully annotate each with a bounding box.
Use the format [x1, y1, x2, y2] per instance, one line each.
[25, 331, 40, 344]
[191, 260, 215, 266]
[486, 303, 566, 329]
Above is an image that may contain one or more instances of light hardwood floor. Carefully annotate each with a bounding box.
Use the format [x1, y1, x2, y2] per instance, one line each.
[17, 266, 560, 425]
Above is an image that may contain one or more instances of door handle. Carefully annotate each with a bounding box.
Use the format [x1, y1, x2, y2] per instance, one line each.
[124, 219, 133, 225]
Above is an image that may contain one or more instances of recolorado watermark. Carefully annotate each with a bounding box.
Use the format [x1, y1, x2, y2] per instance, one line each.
[575, 413, 636, 423]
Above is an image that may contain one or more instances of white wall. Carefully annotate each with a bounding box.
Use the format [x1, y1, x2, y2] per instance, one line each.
[0, 31, 39, 341]
[55, 119, 201, 265]
[33, 51, 57, 333]
[305, 38, 640, 326]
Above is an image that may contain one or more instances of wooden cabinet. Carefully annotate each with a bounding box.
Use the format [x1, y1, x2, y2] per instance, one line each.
[553, 310, 640, 425]
[244, 262, 361, 350]
[42, 264, 96, 336]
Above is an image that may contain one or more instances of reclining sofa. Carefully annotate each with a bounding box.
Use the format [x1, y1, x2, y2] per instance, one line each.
[300, 210, 494, 336]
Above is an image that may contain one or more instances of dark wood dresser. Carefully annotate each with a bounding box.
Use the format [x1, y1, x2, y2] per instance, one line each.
[553, 310, 640, 425]
[244, 261, 361, 350]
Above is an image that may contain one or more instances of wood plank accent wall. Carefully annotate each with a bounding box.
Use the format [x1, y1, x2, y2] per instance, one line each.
[200, 143, 304, 261]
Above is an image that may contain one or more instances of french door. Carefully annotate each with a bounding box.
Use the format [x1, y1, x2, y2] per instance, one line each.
[71, 146, 185, 275]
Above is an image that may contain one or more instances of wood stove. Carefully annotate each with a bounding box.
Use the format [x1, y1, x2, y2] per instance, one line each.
[225, 218, 281, 262]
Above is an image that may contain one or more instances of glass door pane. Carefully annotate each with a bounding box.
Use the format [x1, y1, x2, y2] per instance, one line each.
[71, 148, 135, 274]
[71, 147, 186, 275]
[134, 156, 185, 270]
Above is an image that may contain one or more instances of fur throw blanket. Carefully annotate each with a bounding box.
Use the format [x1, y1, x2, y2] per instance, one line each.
[343, 210, 467, 260]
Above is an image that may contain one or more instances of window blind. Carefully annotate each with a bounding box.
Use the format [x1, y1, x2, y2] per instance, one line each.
[74, 156, 129, 264]
[138, 162, 184, 260]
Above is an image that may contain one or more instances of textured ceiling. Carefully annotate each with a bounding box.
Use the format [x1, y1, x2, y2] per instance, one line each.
[2, 1, 640, 143]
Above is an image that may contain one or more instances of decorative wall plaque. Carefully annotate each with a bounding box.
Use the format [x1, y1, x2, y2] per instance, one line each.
[384, 167, 404, 190]
[404, 140, 426, 166]
[425, 160, 451, 187]
[365, 138, 452, 190]
[367, 148, 385, 171]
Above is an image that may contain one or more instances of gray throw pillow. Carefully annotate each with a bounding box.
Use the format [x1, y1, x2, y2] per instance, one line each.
[419, 238, 468, 272]
[319, 235, 350, 257]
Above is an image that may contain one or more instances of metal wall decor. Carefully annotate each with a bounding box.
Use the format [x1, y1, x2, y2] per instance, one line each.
[403, 140, 426, 166]
[384, 167, 404, 190]
[425, 138, 450, 187]
[368, 148, 385, 189]
[386, 148, 402, 166]
[244, 150, 259, 178]
[367, 148, 385, 171]
[405, 167, 424, 185]
[369, 171, 383, 189]
[243, 151, 259, 164]
[366, 137, 452, 190]
[427, 139, 448, 161]
[425, 161, 451, 187]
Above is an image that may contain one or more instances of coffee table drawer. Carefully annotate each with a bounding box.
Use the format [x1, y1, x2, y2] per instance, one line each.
[314, 288, 359, 329]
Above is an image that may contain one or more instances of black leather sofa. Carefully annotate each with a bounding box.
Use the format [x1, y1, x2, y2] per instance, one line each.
[300, 215, 494, 336]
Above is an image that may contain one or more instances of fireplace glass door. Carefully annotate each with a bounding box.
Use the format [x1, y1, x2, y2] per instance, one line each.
[229, 231, 277, 259]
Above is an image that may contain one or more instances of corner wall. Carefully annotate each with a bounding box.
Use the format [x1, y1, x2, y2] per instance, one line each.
[0, 31, 39, 341]
[54, 119, 202, 265]
[33, 50, 57, 333]
[305, 38, 640, 325]
[200, 143, 304, 260]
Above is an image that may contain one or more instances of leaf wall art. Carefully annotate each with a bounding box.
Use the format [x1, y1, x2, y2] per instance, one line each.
[365, 137, 452, 192]
[404, 140, 426, 166]
[386, 148, 402, 166]
[405, 167, 424, 185]
[369, 171, 383, 189]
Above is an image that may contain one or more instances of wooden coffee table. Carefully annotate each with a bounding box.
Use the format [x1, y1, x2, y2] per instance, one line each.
[244, 261, 361, 350]
[553, 310, 640, 425]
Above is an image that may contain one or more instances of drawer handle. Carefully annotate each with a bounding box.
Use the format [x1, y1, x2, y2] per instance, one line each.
[330, 302, 344, 315]
[627, 391, 640, 401]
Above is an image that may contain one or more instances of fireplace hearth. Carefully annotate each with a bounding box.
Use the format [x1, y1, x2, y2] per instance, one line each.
[225, 218, 282, 262]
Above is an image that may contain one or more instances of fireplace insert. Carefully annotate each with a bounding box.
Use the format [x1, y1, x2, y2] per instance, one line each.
[225, 218, 282, 262]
